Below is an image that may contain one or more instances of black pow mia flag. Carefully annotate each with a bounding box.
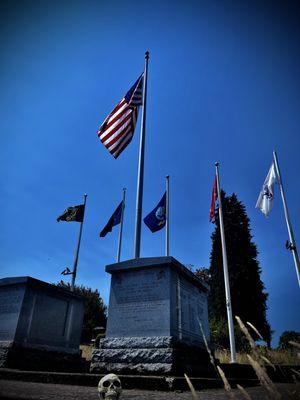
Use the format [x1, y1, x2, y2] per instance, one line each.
[57, 204, 85, 222]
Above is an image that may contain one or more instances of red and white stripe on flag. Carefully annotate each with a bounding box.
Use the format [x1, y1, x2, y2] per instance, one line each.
[209, 177, 218, 222]
[98, 74, 143, 159]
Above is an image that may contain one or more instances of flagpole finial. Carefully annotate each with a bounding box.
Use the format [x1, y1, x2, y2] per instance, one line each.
[145, 51, 149, 59]
[215, 162, 219, 167]
[166, 174, 169, 179]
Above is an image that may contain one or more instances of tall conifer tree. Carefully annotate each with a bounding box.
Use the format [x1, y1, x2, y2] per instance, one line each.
[209, 191, 271, 348]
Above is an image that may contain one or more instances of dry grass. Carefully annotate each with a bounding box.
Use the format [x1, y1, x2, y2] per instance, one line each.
[234, 317, 282, 399]
[184, 373, 200, 400]
[235, 316, 258, 355]
[216, 365, 236, 399]
[246, 354, 282, 400]
[236, 384, 253, 400]
[246, 321, 264, 341]
[197, 318, 218, 374]
[290, 341, 300, 350]
[211, 316, 300, 400]
[215, 349, 300, 365]
[80, 344, 93, 361]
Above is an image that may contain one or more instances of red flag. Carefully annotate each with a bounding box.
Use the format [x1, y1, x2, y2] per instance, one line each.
[209, 177, 218, 222]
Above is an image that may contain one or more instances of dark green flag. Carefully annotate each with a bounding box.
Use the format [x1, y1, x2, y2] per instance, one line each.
[57, 204, 85, 222]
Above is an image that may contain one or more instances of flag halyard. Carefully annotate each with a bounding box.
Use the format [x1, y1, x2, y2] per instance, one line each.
[98, 74, 144, 159]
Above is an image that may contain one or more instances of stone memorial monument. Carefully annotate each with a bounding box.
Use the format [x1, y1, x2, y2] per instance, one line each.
[91, 256, 211, 375]
[0, 276, 85, 371]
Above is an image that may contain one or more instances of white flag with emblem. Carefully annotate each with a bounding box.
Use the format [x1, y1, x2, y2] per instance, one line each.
[256, 163, 276, 217]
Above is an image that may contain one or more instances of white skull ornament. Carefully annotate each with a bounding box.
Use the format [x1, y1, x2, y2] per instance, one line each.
[98, 373, 122, 400]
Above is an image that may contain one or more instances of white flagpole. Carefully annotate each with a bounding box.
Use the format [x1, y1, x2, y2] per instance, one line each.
[215, 162, 237, 363]
[165, 175, 170, 256]
[71, 193, 87, 292]
[273, 150, 300, 287]
[117, 188, 126, 263]
[134, 51, 149, 258]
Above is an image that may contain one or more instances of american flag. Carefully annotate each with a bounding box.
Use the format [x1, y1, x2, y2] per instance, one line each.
[209, 177, 217, 222]
[98, 74, 144, 159]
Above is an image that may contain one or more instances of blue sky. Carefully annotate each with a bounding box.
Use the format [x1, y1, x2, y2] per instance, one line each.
[1, 0, 299, 346]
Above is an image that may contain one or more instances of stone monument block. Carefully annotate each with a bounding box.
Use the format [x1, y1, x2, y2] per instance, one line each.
[91, 257, 212, 375]
[0, 276, 85, 371]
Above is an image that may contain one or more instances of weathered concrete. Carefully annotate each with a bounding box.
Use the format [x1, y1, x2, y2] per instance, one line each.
[0, 379, 298, 400]
[1, 365, 299, 391]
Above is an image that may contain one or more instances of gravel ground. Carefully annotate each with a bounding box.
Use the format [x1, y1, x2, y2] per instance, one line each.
[0, 380, 299, 400]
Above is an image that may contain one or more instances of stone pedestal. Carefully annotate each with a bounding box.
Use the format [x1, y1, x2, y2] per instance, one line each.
[0, 277, 85, 371]
[91, 257, 211, 375]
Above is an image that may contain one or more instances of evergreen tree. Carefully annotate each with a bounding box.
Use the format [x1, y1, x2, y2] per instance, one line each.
[278, 331, 300, 350]
[209, 191, 271, 349]
[194, 267, 211, 284]
[55, 281, 107, 343]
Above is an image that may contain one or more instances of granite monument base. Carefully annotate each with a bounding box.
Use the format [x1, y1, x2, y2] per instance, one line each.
[0, 277, 85, 372]
[0, 343, 83, 372]
[91, 257, 212, 375]
[91, 336, 214, 376]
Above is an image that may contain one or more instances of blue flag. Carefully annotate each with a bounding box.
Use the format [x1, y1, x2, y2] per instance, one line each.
[143, 192, 166, 233]
[100, 201, 123, 237]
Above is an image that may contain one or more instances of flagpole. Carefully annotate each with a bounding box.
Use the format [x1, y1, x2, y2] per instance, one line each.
[215, 162, 237, 363]
[71, 193, 87, 292]
[134, 51, 149, 258]
[117, 188, 126, 263]
[273, 151, 300, 287]
[165, 175, 170, 256]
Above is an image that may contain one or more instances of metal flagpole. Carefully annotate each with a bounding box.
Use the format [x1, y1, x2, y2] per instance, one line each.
[273, 150, 300, 287]
[165, 175, 170, 256]
[215, 162, 237, 363]
[117, 188, 126, 263]
[71, 193, 87, 292]
[134, 51, 149, 258]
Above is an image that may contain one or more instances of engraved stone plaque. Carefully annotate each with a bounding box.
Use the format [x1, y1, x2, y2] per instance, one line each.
[105, 257, 210, 345]
[28, 294, 69, 344]
[107, 268, 170, 337]
[178, 277, 210, 345]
